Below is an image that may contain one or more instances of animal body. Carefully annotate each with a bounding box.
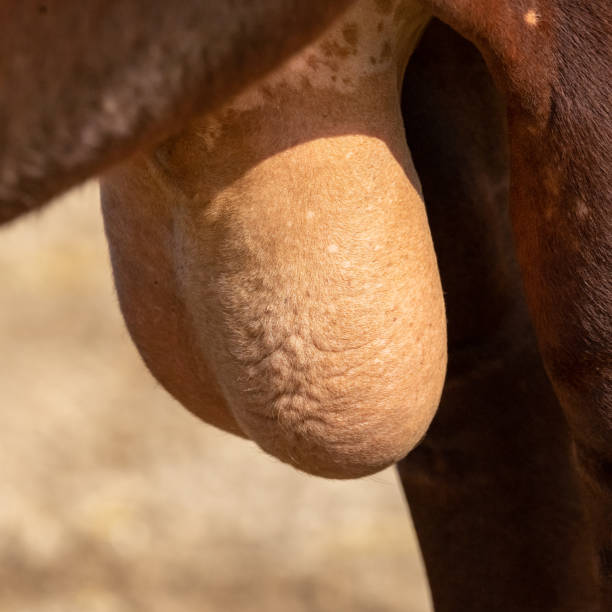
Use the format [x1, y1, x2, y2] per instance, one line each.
[1, 1, 610, 610]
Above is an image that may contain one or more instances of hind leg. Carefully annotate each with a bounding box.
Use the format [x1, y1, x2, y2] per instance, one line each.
[397, 20, 598, 611]
[420, 0, 612, 601]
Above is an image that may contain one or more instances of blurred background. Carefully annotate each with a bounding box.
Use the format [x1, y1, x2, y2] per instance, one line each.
[0, 182, 431, 612]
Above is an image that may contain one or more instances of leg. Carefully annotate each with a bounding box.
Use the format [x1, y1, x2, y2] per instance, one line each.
[506, 16, 612, 601]
[420, 0, 612, 601]
[397, 20, 598, 611]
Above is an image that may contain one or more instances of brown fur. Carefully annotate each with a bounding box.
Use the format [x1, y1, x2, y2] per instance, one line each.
[0, 0, 352, 222]
[422, 0, 612, 602]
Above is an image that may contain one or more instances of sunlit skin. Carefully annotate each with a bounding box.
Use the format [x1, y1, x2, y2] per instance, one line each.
[101, 0, 447, 478]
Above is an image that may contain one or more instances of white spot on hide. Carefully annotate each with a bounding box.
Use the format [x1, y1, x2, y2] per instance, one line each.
[102, 95, 119, 114]
[524, 9, 539, 26]
[575, 199, 589, 219]
[327, 244, 339, 254]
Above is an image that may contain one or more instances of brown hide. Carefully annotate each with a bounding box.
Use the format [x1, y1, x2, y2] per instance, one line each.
[399, 20, 599, 611]
[423, 0, 612, 602]
[0, 0, 352, 222]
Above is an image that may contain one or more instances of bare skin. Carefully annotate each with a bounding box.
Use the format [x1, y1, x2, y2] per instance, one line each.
[101, 0, 447, 478]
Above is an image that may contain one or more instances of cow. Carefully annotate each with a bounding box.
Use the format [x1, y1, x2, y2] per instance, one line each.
[1, 1, 610, 610]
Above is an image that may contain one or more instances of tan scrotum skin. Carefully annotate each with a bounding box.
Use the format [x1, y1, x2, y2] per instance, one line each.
[101, 0, 446, 478]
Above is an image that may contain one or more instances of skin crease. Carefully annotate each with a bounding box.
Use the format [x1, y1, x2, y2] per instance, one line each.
[101, 0, 447, 478]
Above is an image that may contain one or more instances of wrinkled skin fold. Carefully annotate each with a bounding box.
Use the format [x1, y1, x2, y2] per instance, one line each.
[101, 0, 447, 478]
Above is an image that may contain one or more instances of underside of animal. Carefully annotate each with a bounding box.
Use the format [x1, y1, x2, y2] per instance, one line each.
[101, 0, 447, 478]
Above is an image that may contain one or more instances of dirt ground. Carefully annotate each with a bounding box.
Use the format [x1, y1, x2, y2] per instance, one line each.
[0, 182, 431, 612]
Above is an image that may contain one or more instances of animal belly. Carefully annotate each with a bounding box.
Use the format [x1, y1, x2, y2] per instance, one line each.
[101, 0, 446, 478]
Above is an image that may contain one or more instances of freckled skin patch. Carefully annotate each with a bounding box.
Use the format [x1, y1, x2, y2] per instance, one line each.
[321, 38, 354, 59]
[342, 22, 359, 47]
[209, 0, 428, 119]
